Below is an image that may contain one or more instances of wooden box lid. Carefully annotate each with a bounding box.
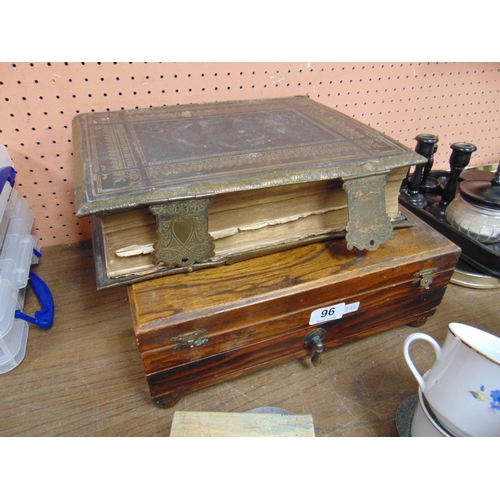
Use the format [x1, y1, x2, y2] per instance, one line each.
[73, 96, 425, 217]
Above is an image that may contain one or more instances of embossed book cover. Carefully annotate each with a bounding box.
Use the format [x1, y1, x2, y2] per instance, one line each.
[73, 96, 425, 288]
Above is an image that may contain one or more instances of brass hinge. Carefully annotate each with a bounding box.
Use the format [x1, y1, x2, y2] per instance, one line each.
[419, 269, 435, 289]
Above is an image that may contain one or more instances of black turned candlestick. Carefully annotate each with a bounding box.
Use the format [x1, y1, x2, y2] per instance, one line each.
[419, 135, 439, 193]
[427, 142, 477, 221]
[401, 134, 434, 208]
[401, 134, 440, 207]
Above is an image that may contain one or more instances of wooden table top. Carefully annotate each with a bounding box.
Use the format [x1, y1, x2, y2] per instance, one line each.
[1, 239, 498, 437]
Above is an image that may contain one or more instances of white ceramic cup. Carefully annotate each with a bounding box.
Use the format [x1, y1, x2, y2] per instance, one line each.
[411, 385, 452, 437]
[404, 322, 500, 437]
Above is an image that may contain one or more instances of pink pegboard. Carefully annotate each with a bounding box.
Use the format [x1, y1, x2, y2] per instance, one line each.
[1, 62, 499, 246]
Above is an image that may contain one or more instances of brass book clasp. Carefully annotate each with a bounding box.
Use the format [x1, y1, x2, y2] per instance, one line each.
[343, 172, 394, 251]
[149, 197, 215, 268]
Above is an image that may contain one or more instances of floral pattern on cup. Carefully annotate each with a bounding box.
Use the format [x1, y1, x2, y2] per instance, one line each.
[469, 385, 500, 411]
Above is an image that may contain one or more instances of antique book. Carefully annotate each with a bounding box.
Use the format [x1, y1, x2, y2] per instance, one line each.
[73, 96, 426, 288]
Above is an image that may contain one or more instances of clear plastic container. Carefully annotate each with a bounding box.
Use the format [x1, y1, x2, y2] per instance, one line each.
[0, 218, 9, 253]
[0, 146, 15, 225]
[0, 145, 14, 170]
[0, 269, 29, 373]
[0, 181, 12, 225]
[0, 192, 36, 290]
[6, 195, 34, 232]
[2, 187, 18, 221]
[0, 278, 18, 339]
[0, 225, 36, 289]
[0, 184, 35, 369]
[0, 319, 29, 374]
[0, 175, 52, 374]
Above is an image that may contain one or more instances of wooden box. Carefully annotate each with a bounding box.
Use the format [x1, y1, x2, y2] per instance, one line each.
[73, 96, 426, 289]
[128, 208, 460, 408]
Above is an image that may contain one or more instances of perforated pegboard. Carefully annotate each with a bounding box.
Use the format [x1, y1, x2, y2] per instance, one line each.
[1, 62, 499, 246]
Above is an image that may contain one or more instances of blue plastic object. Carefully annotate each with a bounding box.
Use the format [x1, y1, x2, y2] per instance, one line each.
[15, 271, 54, 329]
[0, 167, 16, 191]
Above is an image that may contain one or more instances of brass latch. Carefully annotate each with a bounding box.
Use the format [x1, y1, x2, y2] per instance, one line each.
[171, 329, 209, 350]
[419, 269, 435, 289]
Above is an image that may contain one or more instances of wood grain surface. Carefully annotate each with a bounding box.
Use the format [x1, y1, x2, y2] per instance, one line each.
[169, 411, 315, 437]
[0, 236, 499, 436]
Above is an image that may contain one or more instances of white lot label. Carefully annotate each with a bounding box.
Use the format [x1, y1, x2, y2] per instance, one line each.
[309, 301, 360, 325]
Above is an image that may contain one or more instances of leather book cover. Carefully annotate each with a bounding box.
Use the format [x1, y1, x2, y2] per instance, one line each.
[73, 96, 425, 217]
